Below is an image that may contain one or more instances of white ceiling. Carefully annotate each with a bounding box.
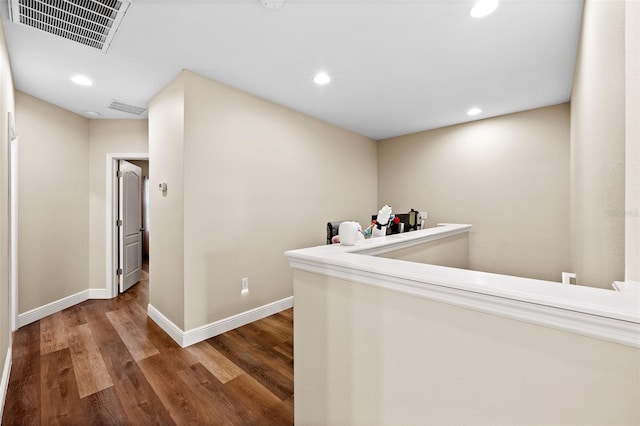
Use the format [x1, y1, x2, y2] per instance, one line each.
[0, 0, 584, 140]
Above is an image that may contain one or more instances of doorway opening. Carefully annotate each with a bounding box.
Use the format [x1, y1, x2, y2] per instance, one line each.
[106, 153, 149, 298]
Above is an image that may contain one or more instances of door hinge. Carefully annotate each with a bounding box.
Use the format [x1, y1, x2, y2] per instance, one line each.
[116, 268, 123, 276]
[116, 219, 123, 226]
[117, 171, 123, 178]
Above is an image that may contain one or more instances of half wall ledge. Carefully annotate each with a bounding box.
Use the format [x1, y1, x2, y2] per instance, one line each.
[285, 223, 640, 348]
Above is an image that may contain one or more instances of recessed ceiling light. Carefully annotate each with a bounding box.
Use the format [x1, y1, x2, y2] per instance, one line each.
[470, 0, 499, 18]
[86, 111, 101, 117]
[71, 75, 93, 86]
[313, 72, 331, 85]
[467, 107, 482, 116]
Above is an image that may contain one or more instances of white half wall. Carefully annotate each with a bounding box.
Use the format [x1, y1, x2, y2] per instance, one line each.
[294, 270, 640, 425]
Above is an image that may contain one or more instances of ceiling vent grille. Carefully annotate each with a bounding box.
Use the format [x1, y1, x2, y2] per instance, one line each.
[108, 100, 147, 116]
[8, 0, 131, 52]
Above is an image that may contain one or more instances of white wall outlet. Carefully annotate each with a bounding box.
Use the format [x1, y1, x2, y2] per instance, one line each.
[561, 272, 576, 285]
[241, 277, 249, 293]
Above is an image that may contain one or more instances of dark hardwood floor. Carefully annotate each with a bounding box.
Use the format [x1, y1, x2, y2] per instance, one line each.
[2, 263, 294, 425]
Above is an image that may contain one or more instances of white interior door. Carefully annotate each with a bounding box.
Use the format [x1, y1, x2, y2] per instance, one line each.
[119, 160, 142, 292]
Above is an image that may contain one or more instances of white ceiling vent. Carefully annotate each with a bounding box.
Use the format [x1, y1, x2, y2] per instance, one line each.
[108, 100, 146, 116]
[8, 0, 131, 53]
[261, 0, 284, 10]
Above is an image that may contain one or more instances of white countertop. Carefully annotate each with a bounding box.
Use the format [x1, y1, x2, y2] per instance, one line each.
[286, 224, 640, 347]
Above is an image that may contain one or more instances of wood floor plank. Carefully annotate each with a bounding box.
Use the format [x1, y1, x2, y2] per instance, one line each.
[284, 395, 294, 412]
[208, 333, 293, 401]
[40, 349, 87, 425]
[80, 386, 126, 425]
[185, 341, 244, 384]
[223, 373, 294, 425]
[174, 362, 246, 424]
[277, 308, 293, 321]
[4, 260, 293, 425]
[257, 313, 294, 341]
[143, 317, 181, 353]
[3, 323, 41, 425]
[12, 321, 40, 359]
[142, 319, 202, 371]
[226, 328, 294, 381]
[82, 309, 122, 350]
[132, 280, 149, 310]
[99, 340, 176, 425]
[2, 372, 40, 425]
[121, 296, 148, 325]
[235, 321, 294, 366]
[66, 323, 114, 398]
[9, 333, 40, 379]
[106, 309, 159, 361]
[127, 270, 149, 311]
[236, 321, 290, 352]
[39, 312, 68, 355]
[137, 353, 213, 425]
[78, 299, 109, 320]
[273, 338, 294, 360]
[62, 304, 87, 328]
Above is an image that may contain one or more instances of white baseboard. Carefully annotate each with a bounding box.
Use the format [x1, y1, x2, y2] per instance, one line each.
[16, 288, 110, 329]
[146, 304, 185, 346]
[88, 288, 110, 299]
[17, 290, 90, 328]
[0, 346, 12, 420]
[148, 296, 294, 348]
[15, 288, 293, 348]
[182, 297, 295, 347]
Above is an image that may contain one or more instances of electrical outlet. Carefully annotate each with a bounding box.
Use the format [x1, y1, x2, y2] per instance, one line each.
[241, 277, 249, 293]
[561, 272, 576, 285]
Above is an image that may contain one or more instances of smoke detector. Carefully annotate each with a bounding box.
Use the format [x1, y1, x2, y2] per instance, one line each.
[261, 0, 284, 9]
[8, 0, 131, 53]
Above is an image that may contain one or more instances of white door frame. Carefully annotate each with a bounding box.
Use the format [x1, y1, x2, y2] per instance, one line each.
[106, 153, 149, 298]
[9, 138, 18, 332]
[118, 160, 143, 293]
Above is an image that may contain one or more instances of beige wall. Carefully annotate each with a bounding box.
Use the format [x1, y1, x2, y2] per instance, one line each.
[570, 0, 626, 288]
[182, 71, 377, 329]
[379, 232, 469, 269]
[15, 101, 149, 311]
[88, 120, 148, 291]
[16, 92, 90, 312]
[626, 0, 640, 282]
[378, 104, 570, 282]
[148, 76, 185, 329]
[0, 19, 15, 385]
[149, 70, 377, 330]
[294, 270, 640, 425]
